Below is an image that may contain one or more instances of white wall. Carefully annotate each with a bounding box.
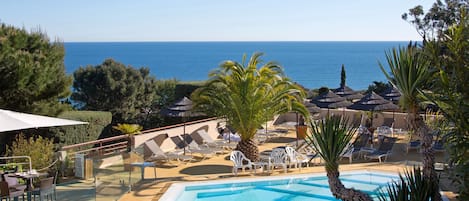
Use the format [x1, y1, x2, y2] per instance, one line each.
[134, 119, 222, 152]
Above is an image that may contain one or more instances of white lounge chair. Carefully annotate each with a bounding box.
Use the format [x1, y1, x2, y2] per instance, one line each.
[285, 146, 310, 170]
[230, 151, 253, 176]
[269, 148, 288, 173]
[196, 130, 227, 150]
[144, 140, 192, 163]
[184, 135, 224, 157]
[340, 142, 354, 164]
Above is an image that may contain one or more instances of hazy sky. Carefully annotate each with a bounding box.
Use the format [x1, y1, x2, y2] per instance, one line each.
[1, 0, 434, 42]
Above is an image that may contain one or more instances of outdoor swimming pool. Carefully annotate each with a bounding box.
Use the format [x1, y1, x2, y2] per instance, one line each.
[159, 170, 399, 201]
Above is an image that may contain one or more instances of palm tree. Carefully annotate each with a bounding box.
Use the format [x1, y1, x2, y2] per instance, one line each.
[307, 116, 372, 201]
[113, 123, 143, 151]
[379, 45, 441, 201]
[192, 52, 309, 161]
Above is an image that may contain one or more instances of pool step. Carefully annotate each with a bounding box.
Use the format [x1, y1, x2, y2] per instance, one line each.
[255, 186, 337, 201]
[196, 188, 251, 198]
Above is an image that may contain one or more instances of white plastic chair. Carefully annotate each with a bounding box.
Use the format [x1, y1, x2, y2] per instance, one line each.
[230, 151, 253, 176]
[269, 148, 288, 173]
[285, 146, 309, 170]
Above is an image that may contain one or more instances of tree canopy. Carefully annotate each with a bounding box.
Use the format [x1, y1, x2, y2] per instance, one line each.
[71, 59, 158, 123]
[193, 53, 309, 161]
[0, 23, 72, 116]
[340, 64, 346, 87]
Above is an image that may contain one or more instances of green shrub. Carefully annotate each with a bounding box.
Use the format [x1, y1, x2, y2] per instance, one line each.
[49, 111, 112, 148]
[6, 134, 54, 170]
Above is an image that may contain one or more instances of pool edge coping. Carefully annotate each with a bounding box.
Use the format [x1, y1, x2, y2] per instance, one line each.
[158, 169, 396, 201]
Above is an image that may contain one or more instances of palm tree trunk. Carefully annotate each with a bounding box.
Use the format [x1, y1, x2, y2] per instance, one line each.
[414, 116, 442, 201]
[237, 138, 259, 162]
[326, 163, 372, 201]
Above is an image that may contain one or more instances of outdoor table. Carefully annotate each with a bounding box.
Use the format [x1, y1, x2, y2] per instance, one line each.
[258, 155, 272, 173]
[252, 162, 269, 174]
[130, 162, 157, 180]
[11, 171, 48, 201]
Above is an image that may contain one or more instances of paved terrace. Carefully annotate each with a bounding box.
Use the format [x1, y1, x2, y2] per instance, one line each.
[111, 130, 458, 201]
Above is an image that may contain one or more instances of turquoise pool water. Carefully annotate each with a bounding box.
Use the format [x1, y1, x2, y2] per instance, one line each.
[160, 170, 399, 201]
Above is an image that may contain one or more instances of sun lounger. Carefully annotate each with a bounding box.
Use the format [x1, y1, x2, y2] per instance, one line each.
[195, 129, 228, 149]
[144, 140, 192, 163]
[171, 135, 219, 160]
[185, 134, 224, 154]
[340, 142, 355, 164]
[364, 136, 397, 163]
[407, 140, 421, 153]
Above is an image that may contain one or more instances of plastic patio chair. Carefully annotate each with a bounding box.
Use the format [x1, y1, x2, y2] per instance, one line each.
[230, 151, 253, 176]
[269, 148, 288, 173]
[285, 146, 310, 170]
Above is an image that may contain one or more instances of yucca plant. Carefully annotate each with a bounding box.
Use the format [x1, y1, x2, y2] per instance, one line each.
[307, 115, 372, 201]
[379, 167, 436, 201]
[379, 45, 441, 200]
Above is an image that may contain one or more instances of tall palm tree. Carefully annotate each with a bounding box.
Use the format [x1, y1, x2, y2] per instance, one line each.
[192, 52, 309, 161]
[379, 45, 441, 201]
[307, 116, 372, 201]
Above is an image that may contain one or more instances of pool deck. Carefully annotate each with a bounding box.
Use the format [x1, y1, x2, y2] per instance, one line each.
[117, 130, 458, 201]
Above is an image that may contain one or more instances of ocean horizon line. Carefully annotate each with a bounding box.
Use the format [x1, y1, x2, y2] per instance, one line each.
[64, 40, 416, 44]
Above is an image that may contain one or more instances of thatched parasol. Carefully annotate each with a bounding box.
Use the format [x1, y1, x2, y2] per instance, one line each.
[161, 96, 201, 154]
[333, 85, 364, 101]
[348, 92, 399, 127]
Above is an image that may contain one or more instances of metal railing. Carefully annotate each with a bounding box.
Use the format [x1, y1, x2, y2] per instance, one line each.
[0, 156, 33, 172]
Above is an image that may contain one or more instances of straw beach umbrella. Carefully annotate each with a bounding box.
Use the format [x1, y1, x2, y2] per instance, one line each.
[380, 86, 401, 104]
[161, 96, 201, 154]
[348, 92, 399, 127]
[310, 90, 352, 115]
[333, 85, 364, 102]
[304, 101, 321, 114]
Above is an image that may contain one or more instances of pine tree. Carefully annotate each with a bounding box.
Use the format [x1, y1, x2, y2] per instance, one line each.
[340, 64, 346, 87]
[0, 23, 72, 115]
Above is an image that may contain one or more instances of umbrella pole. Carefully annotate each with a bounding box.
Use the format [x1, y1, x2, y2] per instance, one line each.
[183, 121, 186, 155]
[296, 112, 299, 147]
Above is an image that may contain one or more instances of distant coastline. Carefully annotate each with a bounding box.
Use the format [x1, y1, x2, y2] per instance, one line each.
[64, 41, 411, 90]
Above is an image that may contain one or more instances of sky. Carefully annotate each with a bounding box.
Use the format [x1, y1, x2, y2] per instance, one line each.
[1, 0, 435, 42]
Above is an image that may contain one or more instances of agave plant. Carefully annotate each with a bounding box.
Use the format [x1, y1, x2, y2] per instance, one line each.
[307, 115, 372, 201]
[379, 167, 436, 201]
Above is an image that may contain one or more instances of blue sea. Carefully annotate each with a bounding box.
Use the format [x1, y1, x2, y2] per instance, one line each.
[64, 41, 410, 90]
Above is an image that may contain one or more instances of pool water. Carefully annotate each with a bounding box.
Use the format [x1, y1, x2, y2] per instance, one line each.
[161, 170, 399, 201]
